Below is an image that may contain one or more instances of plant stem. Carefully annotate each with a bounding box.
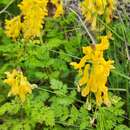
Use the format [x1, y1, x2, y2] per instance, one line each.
[0, 0, 15, 15]
[69, 7, 96, 44]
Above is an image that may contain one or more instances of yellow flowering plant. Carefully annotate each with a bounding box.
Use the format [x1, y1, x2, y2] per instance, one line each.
[18, 0, 48, 39]
[80, 0, 116, 30]
[0, 0, 129, 129]
[4, 69, 33, 103]
[5, 0, 64, 40]
[71, 35, 114, 106]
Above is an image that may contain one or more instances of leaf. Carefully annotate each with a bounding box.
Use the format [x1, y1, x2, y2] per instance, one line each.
[47, 38, 63, 49]
[0, 0, 10, 5]
[114, 125, 130, 130]
[42, 107, 55, 126]
[50, 79, 68, 95]
[0, 100, 20, 116]
[68, 105, 79, 125]
[79, 106, 91, 130]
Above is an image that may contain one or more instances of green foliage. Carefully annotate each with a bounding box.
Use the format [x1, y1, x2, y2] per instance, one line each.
[0, 0, 11, 5]
[0, 90, 127, 130]
[96, 96, 125, 130]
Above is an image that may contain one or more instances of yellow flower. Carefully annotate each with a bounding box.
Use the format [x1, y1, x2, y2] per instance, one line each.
[4, 69, 33, 103]
[18, 74, 32, 102]
[18, 0, 48, 39]
[5, 16, 22, 40]
[95, 0, 107, 15]
[80, 0, 116, 30]
[4, 69, 18, 87]
[70, 55, 89, 70]
[96, 35, 109, 51]
[5, 0, 48, 40]
[5, 0, 64, 40]
[79, 64, 90, 86]
[71, 35, 114, 106]
[80, 0, 97, 30]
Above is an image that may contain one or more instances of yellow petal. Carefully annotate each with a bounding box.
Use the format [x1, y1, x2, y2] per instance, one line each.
[79, 64, 90, 86]
[81, 86, 90, 97]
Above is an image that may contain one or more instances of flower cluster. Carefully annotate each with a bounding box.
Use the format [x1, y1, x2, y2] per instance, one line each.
[80, 0, 116, 30]
[4, 69, 33, 103]
[5, 16, 21, 40]
[18, 0, 48, 39]
[5, 0, 64, 40]
[71, 35, 114, 106]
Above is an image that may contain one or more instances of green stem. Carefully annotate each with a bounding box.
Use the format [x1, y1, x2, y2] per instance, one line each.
[0, 0, 15, 15]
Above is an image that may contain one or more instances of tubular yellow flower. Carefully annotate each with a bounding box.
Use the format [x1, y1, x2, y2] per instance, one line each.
[4, 69, 33, 103]
[95, 0, 107, 15]
[5, 0, 64, 40]
[5, 16, 22, 40]
[79, 64, 90, 86]
[18, 0, 48, 39]
[71, 35, 114, 106]
[80, 0, 116, 30]
[80, 0, 96, 30]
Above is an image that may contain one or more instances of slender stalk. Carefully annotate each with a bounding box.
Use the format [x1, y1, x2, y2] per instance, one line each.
[112, 70, 130, 80]
[109, 88, 127, 92]
[0, 0, 15, 15]
[97, 17, 124, 42]
[69, 7, 96, 44]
